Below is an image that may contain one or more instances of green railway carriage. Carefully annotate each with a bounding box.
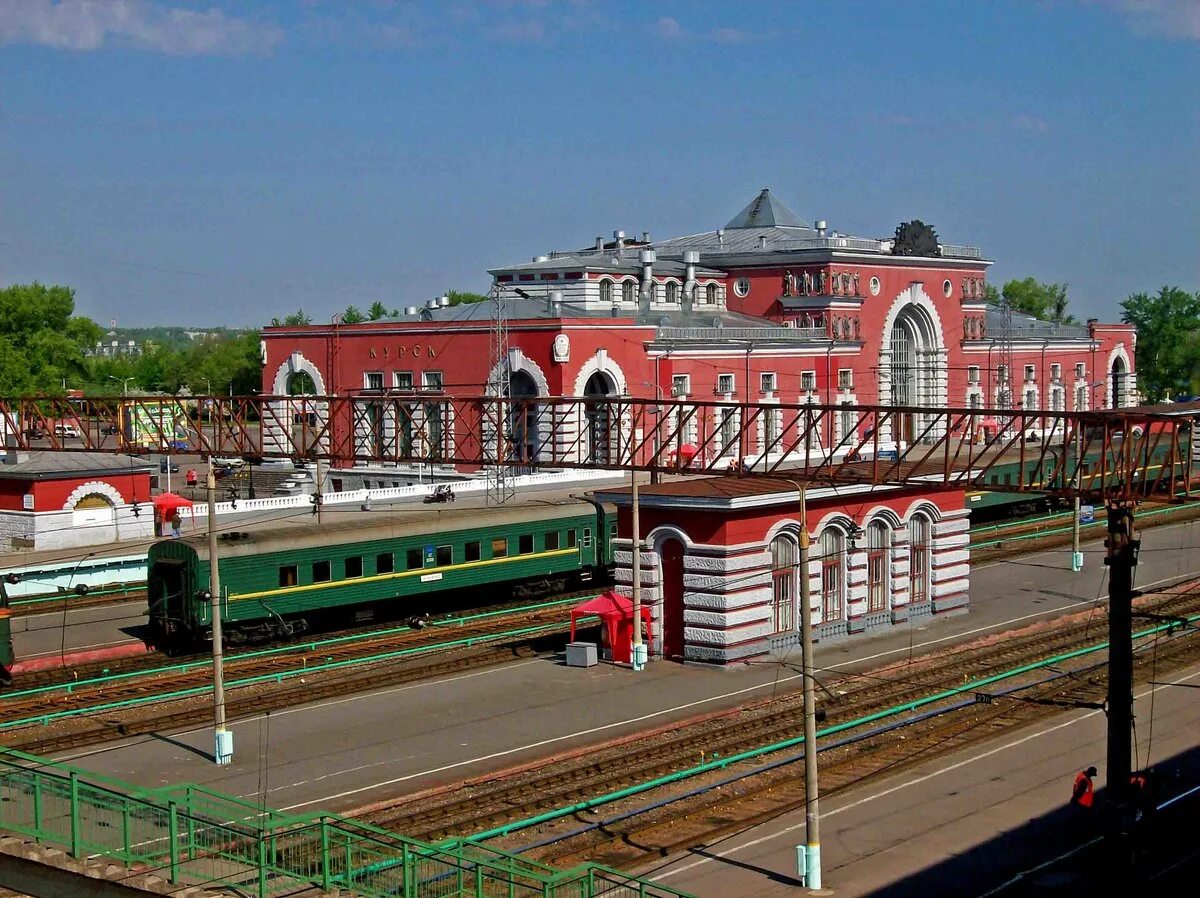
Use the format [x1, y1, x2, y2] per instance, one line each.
[148, 499, 615, 649]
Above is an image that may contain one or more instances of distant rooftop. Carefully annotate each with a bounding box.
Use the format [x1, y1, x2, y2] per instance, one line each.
[0, 452, 155, 480]
[725, 188, 807, 229]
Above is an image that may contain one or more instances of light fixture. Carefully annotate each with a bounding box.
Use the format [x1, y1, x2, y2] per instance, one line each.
[846, 522, 865, 552]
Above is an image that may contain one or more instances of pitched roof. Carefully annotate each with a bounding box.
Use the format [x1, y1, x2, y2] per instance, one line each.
[0, 452, 155, 481]
[725, 188, 807, 229]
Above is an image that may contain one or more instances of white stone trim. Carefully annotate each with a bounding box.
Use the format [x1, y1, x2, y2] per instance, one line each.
[572, 348, 629, 397]
[62, 480, 125, 510]
[685, 621, 772, 646]
[686, 588, 772, 611]
[685, 606, 770, 628]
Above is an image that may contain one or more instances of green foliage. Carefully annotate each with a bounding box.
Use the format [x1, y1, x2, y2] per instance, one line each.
[341, 306, 366, 324]
[0, 283, 101, 394]
[446, 289, 490, 306]
[997, 278, 1076, 323]
[367, 301, 389, 321]
[269, 309, 313, 326]
[1120, 286, 1200, 402]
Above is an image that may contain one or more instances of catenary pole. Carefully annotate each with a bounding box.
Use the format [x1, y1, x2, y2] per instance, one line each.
[796, 485, 822, 889]
[208, 467, 231, 765]
[1072, 422, 1083, 571]
[1104, 501, 1137, 862]
[630, 461, 646, 671]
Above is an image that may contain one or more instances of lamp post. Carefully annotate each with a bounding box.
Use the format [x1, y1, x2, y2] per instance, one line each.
[108, 375, 134, 396]
[207, 467, 232, 765]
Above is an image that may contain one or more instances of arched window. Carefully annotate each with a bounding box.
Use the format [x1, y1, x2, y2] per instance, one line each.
[866, 521, 890, 613]
[819, 527, 845, 622]
[599, 279, 613, 305]
[666, 281, 679, 304]
[622, 280, 636, 305]
[769, 534, 797, 632]
[706, 283, 718, 305]
[908, 513, 931, 605]
[1111, 356, 1128, 409]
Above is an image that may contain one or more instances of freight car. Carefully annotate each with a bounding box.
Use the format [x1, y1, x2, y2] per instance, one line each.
[147, 498, 615, 650]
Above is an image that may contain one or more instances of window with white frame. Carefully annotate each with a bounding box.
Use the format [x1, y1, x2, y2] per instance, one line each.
[769, 535, 797, 633]
[820, 527, 845, 621]
[672, 374, 690, 397]
[717, 373, 734, 395]
[764, 406, 780, 450]
[760, 372, 776, 393]
[1024, 364, 1036, 382]
[706, 283, 718, 305]
[622, 280, 635, 304]
[838, 369, 853, 390]
[599, 279, 613, 305]
[1075, 384, 1088, 410]
[665, 281, 678, 304]
[1024, 387, 1037, 409]
[801, 371, 816, 392]
[969, 393, 983, 409]
[908, 514, 930, 605]
[364, 371, 384, 391]
[839, 402, 854, 442]
[1050, 385, 1066, 411]
[1075, 362, 1086, 379]
[967, 365, 980, 385]
[1050, 363, 1061, 381]
[422, 371, 443, 392]
[997, 364, 1009, 383]
[393, 370, 414, 391]
[719, 406, 738, 452]
[866, 521, 890, 613]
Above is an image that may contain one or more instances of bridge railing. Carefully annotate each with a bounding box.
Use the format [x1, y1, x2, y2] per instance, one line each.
[0, 747, 694, 898]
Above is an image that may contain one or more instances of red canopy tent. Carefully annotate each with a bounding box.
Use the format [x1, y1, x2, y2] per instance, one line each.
[152, 493, 194, 535]
[569, 590, 654, 665]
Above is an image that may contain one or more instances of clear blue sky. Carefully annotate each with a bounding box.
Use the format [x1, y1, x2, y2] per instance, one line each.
[1, 0, 1197, 327]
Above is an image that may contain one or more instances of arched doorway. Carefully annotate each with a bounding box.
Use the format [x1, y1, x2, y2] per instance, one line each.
[285, 370, 321, 454]
[509, 370, 540, 465]
[583, 371, 616, 464]
[659, 538, 685, 659]
[72, 493, 116, 533]
[884, 300, 943, 444]
[1111, 356, 1127, 409]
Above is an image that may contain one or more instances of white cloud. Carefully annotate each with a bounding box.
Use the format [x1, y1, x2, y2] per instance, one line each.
[655, 16, 682, 39]
[1015, 114, 1051, 134]
[1084, 0, 1200, 40]
[0, 0, 284, 55]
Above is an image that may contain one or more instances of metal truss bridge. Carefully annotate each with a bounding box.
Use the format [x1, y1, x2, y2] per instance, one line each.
[1, 394, 1196, 502]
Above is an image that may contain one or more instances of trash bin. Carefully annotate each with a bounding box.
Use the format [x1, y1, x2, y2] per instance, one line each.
[566, 642, 598, 668]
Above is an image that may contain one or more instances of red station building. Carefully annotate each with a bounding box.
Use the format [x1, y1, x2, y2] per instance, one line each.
[260, 190, 1137, 662]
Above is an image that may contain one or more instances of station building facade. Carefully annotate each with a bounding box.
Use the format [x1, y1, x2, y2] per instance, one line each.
[262, 188, 1138, 476]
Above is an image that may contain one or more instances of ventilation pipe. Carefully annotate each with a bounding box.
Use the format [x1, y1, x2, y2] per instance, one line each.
[716, 228, 725, 247]
[438, 295, 450, 307]
[682, 250, 699, 314]
[758, 235, 767, 249]
[595, 236, 604, 251]
[533, 255, 549, 263]
[548, 289, 563, 313]
[404, 306, 418, 316]
[815, 219, 828, 237]
[426, 299, 439, 309]
[638, 249, 656, 315]
[642, 231, 651, 243]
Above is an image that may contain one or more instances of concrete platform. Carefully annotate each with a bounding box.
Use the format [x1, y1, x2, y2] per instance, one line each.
[45, 519, 1200, 819]
[648, 660, 1200, 897]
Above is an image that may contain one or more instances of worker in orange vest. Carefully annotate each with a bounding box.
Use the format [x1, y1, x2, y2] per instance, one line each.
[1072, 766, 1098, 809]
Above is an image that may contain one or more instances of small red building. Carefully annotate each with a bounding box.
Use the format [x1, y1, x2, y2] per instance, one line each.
[0, 452, 155, 551]
[592, 477, 968, 664]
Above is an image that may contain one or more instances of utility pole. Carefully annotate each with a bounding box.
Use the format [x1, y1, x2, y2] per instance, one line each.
[630, 465, 646, 671]
[313, 456, 323, 524]
[1071, 422, 1083, 572]
[207, 467, 232, 765]
[1104, 502, 1137, 855]
[795, 486, 822, 890]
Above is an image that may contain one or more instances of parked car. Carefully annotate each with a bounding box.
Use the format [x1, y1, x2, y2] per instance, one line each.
[423, 484, 456, 504]
[53, 424, 80, 439]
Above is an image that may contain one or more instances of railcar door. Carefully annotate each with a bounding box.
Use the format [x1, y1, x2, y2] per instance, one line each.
[148, 558, 186, 638]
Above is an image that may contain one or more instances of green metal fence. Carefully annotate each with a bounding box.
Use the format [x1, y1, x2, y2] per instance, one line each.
[0, 747, 693, 898]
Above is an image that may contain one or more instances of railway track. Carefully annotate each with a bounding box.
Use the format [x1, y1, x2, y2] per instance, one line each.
[533, 605, 1200, 872]
[364, 581, 1200, 852]
[0, 599, 602, 753]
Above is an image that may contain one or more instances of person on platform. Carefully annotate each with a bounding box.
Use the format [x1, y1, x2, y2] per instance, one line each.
[186, 469, 198, 489]
[1071, 766, 1098, 811]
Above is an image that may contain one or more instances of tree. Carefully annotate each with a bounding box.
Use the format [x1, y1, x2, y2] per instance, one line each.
[446, 289, 490, 306]
[1120, 286, 1200, 402]
[269, 309, 312, 326]
[341, 305, 365, 324]
[994, 278, 1077, 324]
[367, 301, 389, 321]
[0, 283, 101, 394]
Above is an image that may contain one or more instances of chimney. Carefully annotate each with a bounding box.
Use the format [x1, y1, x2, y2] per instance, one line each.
[757, 235, 767, 249]
[548, 289, 563, 313]
[815, 219, 828, 237]
[642, 231, 651, 243]
[533, 255, 549, 263]
[426, 299, 439, 309]
[595, 235, 604, 251]
[613, 230, 626, 258]
[682, 250, 699, 313]
[716, 228, 725, 247]
[638, 249, 656, 314]
[404, 306, 418, 316]
[438, 295, 450, 307]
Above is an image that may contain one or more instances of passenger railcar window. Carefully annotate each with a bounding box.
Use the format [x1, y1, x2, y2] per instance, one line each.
[436, 545, 453, 566]
[545, 531, 560, 551]
[345, 556, 363, 578]
[312, 560, 331, 583]
[279, 565, 297, 587]
[492, 537, 508, 558]
[567, 529, 577, 548]
[376, 553, 394, 574]
[583, 528, 593, 548]
[519, 534, 534, 555]
[406, 548, 422, 570]
[465, 541, 481, 562]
